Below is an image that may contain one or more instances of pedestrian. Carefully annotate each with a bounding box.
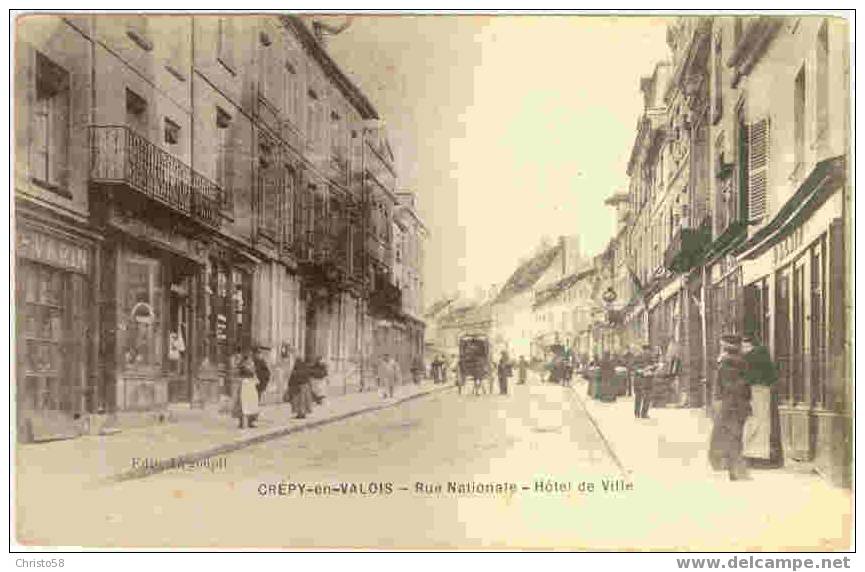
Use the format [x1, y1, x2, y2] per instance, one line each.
[497, 351, 513, 395]
[708, 334, 752, 481]
[379, 353, 400, 399]
[235, 353, 260, 429]
[623, 348, 635, 396]
[517, 355, 528, 385]
[286, 357, 314, 419]
[411, 354, 425, 385]
[309, 356, 327, 405]
[633, 345, 653, 418]
[741, 334, 782, 468]
[253, 346, 271, 403]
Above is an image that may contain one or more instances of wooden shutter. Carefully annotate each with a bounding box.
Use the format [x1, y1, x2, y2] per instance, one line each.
[747, 118, 769, 221]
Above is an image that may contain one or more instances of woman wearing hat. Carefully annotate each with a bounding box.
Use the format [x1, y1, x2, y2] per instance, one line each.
[708, 334, 752, 480]
[741, 335, 782, 467]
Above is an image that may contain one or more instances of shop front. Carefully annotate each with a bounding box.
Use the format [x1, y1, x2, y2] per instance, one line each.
[15, 219, 98, 442]
[99, 206, 255, 413]
[733, 156, 848, 486]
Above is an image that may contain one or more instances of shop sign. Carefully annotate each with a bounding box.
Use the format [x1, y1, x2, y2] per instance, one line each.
[17, 228, 90, 273]
[110, 208, 206, 264]
[772, 226, 805, 267]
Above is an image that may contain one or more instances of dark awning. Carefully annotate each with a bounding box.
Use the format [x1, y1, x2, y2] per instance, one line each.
[734, 155, 846, 261]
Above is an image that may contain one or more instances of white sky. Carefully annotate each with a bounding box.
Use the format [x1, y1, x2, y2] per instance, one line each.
[326, 15, 672, 306]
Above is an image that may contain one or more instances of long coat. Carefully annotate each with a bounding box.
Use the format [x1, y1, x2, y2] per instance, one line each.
[708, 353, 751, 470]
[286, 361, 314, 416]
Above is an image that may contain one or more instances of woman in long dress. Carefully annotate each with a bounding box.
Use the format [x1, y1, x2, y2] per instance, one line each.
[741, 335, 782, 467]
[236, 354, 260, 429]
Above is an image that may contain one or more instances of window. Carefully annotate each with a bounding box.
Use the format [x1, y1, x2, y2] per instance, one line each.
[215, 107, 233, 211]
[815, 20, 829, 142]
[282, 166, 296, 252]
[125, 88, 148, 134]
[217, 17, 236, 74]
[306, 88, 323, 147]
[747, 117, 769, 221]
[163, 118, 180, 145]
[734, 104, 748, 225]
[120, 254, 163, 370]
[258, 35, 277, 104]
[284, 60, 300, 123]
[712, 32, 723, 124]
[257, 137, 279, 238]
[31, 51, 70, 192]
[794, 65, 806, 176]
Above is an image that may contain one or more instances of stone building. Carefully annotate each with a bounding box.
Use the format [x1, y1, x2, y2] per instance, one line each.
[613, 15, 850, 486]
[14, 14, 425, 440]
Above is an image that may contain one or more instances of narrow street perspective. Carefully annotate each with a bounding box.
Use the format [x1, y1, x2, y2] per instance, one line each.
[12, 12, 852, 551]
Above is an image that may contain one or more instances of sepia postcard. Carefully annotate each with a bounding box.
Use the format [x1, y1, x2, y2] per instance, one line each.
[10, 9, 854, 552]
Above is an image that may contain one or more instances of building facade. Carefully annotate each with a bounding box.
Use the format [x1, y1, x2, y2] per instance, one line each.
[14, 14, 427, 441]
[611, 15, 850, 486]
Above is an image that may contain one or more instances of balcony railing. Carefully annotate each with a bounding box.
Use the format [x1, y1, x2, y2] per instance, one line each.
[296, 226, 351, 276]
[90, 125, 222, 229]
[664, 224, 711, 273]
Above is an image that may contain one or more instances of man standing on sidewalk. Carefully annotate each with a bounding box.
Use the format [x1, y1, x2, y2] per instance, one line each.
[633, 345, 653, 419]
[379, 354, 400, 399]
[497, 351, 513, 395]
[517, 355, 529, 385]
[253, 347, 271, 404]
[708, 334, 752, 481]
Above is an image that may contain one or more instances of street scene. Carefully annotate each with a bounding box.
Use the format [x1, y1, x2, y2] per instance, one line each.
[12, 13, 852, 550]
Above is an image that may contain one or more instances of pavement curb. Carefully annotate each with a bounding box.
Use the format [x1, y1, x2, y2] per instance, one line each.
[105, 383, 455, 485]
[566, 381, 630, 478]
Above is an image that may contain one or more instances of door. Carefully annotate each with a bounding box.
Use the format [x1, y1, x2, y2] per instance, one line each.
[775, 268, 791, 403]
[167, 273, 192, 402]
[16, 263, 89, 441]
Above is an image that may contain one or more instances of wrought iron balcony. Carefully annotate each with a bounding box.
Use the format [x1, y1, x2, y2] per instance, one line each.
[369, 275, 403, 320]
[90, 125, 222, 229]
[296, 225, 351, 277]
[664, 224, 711, 273]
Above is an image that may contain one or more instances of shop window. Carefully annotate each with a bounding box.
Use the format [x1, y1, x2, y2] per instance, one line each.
[791, 261, 806, 404]
[31, 51, 70, 193]
[810, 239, 827, 408]
[775, 268, 792, 402]
[120, 254, 163, 369]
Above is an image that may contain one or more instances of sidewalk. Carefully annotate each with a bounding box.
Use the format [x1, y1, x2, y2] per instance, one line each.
[16, 379, 452, 486]
[568, 375, 852, 550]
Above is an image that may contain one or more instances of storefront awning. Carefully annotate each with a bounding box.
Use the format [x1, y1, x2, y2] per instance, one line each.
[734, 155, 845, 261]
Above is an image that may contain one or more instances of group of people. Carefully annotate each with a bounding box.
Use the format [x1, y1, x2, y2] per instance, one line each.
[234, 349, 328, 428]
[709, 334, 780, 481]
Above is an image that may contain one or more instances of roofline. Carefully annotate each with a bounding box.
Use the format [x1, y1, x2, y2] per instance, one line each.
[281, 15, 379, 120]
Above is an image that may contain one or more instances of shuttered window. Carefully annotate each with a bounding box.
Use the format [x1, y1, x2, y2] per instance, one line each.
[747, 117, 769, 222]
